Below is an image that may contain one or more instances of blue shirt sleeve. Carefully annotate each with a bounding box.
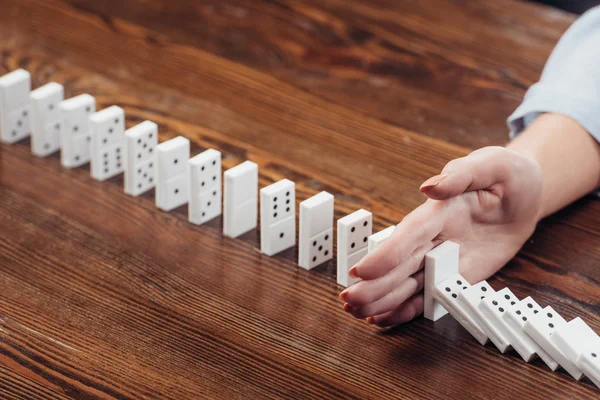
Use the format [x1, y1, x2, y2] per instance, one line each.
[507, 6, 600, 142]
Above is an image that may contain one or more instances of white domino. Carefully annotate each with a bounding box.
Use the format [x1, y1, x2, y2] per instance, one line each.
[30, 82, 64, 157]
[367, 225, 395, 254]
[0, 69, 32, 144]
[188, 149, 222, 225]
[577, 346, 600, 388]
[504, 297, 558, 369]
[298, 191, 334, 270]
[552, 317, 600, 377]
[478, 288, 519, 353]
[524, 306, 583, 380]
[424, 241, 459, 321]
[223, 161, 258, 238]
[59, 94, 96, 168]
[90, 106, 125, 181]
[434, 274, 488, 345]
[155, 136, 190, 212]
[260, 179, 296, 256]
[457, 280, 495, 341]
[124, 121, 158, 196]
[337, 209, 372, 287]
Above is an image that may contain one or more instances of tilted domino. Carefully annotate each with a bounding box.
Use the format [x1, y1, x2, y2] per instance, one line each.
[523, 306, 583, 380]
[503, 297, 559, 369]
[434, 273, 488, 345]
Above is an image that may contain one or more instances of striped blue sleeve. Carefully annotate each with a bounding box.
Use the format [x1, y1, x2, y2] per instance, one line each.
[507, 6, 600, 142]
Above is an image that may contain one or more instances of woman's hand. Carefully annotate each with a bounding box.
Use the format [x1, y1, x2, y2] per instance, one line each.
[340, 146, 544, 327]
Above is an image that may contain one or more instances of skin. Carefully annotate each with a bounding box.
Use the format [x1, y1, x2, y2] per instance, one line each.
[340, 113, 600, 327]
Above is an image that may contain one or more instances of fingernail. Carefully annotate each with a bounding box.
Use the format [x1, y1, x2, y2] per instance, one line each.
[349, 267, 358, 279]
[339, 290, 349, 302]
[343, 303, 352, 312]
[420, 174, 448, 191]
[366, 317, 374, 324]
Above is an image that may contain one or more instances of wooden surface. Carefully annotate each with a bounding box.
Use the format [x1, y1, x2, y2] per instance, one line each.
[0, 0, 598, 398]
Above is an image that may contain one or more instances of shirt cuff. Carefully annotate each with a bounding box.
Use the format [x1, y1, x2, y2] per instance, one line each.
[507, 82, 600, 142]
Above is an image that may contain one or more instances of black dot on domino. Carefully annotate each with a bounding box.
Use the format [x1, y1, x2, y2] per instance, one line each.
[175, 189, 179, 194]
[363, 221, 367, 227]
[318, 245, 322, 251]
[174, 159, 178, 164]
[351, 227, 355, 233]
[492, 300, 498, 306]
[522, 317, 527, 322]
[312, 256, 316, 262]
[280, 233, 284, 238]
[499, 307, 504, 312]
[481, 287, 487, 292]
[451, 294, 457, 298]
[445, 287, 451, 292]
[324, 235, 329, 240]
[324, 250, 329, 256]
[457, 280, 462, 285]
[549, 323, 554, 328]
[351, 242, 355, 249]
[516, 310, 521, 315]
[313, 241, 317, 246]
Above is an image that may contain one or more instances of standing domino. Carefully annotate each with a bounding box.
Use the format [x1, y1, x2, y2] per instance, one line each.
[478, 288, 519, 353]
[504, 297, 559, 369]
[30, 82, 64, 157]
[155, 136, 190, 212]
[59, 94, 96, 168]
[298, 191, 334, 270]
[524, 306, 583, 380]
[337, 209, 372, 287]
[424, 241, 459, 321]
[188, 149, 222, 225]
[434, 274, 488, 345]
[260, 179, 296, 256]
[124, 121, 158, 196]
[367, 225, 395, 254]
[223, 161, 258, 238]
[90, 106, 125, 181]
[552, 318, 600, 373]
[0, 69, 31, 144]
[577, 347, 600, 388]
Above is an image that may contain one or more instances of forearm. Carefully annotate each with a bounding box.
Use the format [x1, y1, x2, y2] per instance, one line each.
[507, 113, 600, 219]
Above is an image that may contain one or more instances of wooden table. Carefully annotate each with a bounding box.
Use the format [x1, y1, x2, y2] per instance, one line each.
[1, 1, 598, 398]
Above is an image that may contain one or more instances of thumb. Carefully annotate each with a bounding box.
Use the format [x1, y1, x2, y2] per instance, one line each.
[419, 147, 511, 200]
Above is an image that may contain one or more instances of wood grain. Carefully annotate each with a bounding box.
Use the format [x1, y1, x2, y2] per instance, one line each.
[0, 0, 598, 399]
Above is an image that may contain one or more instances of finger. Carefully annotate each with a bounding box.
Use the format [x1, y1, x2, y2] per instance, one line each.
[420, 146, 513, 200]
[348, 203, 445, 281]
[367, 292, 424, 327]
[341, 242, 434, 306]
[348, 271, 424, 319]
